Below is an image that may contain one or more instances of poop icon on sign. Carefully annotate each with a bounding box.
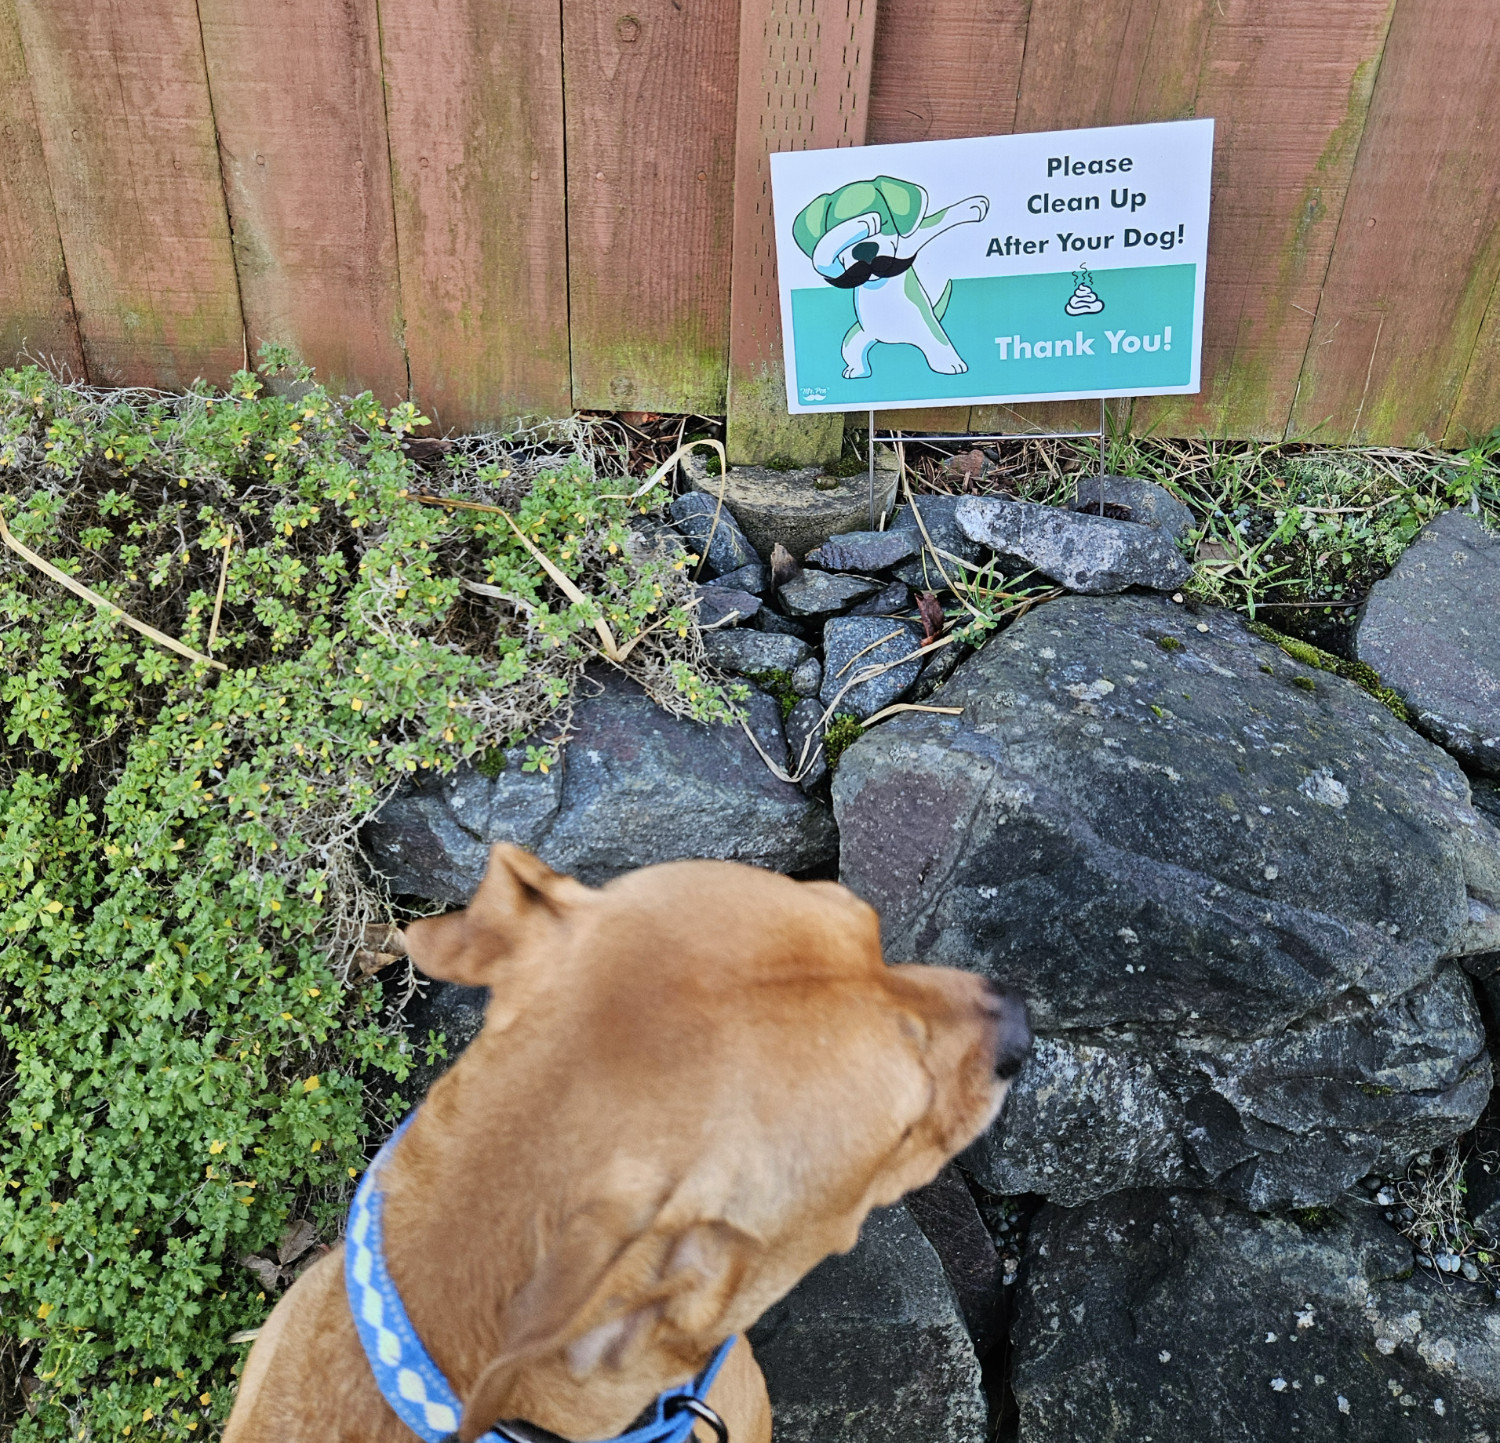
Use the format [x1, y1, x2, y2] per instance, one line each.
[1064, 268, 1105, 317]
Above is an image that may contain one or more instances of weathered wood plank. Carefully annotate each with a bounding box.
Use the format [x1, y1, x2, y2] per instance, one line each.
[866, 0, 1030, 435]
[197, 0, 408, 403]
[1140, 0, 1395, 439]
[1013, 0, 1211, 134]
[379, 0, 570, 430]
[13, 0, 241, 387]
[0, 0, 82, 374]
[563, 0, 739, 415]
[726, 0, 880, 464]
[868, 0, 1029, 147]
[1291, 0, 1500, 446]
[1446, 269, 1500, 447]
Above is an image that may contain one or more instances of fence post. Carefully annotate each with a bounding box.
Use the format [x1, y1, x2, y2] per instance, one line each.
[725, 0, 879, 467]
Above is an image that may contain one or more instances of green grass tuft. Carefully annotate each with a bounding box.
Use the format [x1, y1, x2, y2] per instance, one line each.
[823, 714, 865, 771]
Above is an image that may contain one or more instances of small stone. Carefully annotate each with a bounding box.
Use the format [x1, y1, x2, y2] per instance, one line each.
[701, 630, 812, 676]
[849, 580, 913, 617]
[806, 529, 921, 573]
[1375, 1188, 1395, 1207]
[1158, 1351, 1171, 1363]
[785, 698, 828, 789]
[1461, 1260, 1480, 1282]
[821, 617, 925, 722]
[754, 607, 808, 638]
[694, 586, 761, 628]
[956, 495, 1193, 594]
[778, 570, 881, 617]
[791, 657, 823, 697]
[669, 491, 760, 577]
[1270, 1377, 1287, 1392]
[1263, 865, 1279, 881]
[890, 496, 985, 593]
[1071, 475, 1196, 540]
[703, 562, 768, 595]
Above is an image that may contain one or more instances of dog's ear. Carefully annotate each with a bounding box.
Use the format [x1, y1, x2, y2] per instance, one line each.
[456, 1209, 752, 1442]
[792, 190, 833, 257]
[402, 844, 591, 987]
[873, 175, 927, 236]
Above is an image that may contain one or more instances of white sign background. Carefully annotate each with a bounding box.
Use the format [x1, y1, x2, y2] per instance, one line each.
[769, 119, 1214, 413]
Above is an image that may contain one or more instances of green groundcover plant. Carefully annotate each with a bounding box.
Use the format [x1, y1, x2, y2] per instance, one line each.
[0, 355, 736, 1439]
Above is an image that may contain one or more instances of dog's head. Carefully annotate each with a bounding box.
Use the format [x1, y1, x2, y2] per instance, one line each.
[400, 845, 1029, 1441]
[792, 176, 929, 282]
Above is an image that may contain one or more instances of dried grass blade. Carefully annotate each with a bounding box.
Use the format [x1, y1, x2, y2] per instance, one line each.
[0, 503, 226, 670]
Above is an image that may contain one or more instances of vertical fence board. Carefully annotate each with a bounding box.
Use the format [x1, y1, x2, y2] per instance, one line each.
[198, 0, 408, 403]
[13, 0, 241, 387]
[968, 0, 1212, 439]
[1135, 0, 1395, 439]
[866, 0, 1030, 435]
[1013, 0, 1210, 134]
[1446, 272, 1500, 446]
[1290, 0, 1500, 445]
[379, 0, 570, 430]
[868, 0, 1029, 146]
[725, 0, 880, 464]
[0, 0, 82, 374]
[562, 0, 739, 415]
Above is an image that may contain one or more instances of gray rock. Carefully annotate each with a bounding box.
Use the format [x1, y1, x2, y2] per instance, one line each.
[749, 1203, 987, 1443]
[849, 580, 914, 618]
[791, 656, 823, 697]
[365, 670, 836, 898]
[965, 970, 1490, 1211]
[836, 593, 1500, 1204]
[701, 629, 812, 677]
[669, 490, 760, 577]
[398, 980, 488, 1099]
[806, 529, 922, 573]
[956, 494, 1193, 593]
[1473, 777, 1500, 828]
[909, 641, 967, 702]
[703, 561, 767, 594]
[753, 607, 809, 638]
[683, 449, 900, 561]
[891, 496, 984, 592]
[778, 570, 881, 617]
[1356, 508, 1500, 776]
[904, 1165, 1004, 1357]
[821, 617, 925, 722]
[1012, 1189, 1500, 1443]
[694, 586, 760, 628]
[1072, 474, 1196, 540]
[962, 1037, 1187, 1206]
[785, 697, 828, 788]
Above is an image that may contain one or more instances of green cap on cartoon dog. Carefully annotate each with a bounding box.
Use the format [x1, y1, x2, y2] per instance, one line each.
[792, 176, 928, 256]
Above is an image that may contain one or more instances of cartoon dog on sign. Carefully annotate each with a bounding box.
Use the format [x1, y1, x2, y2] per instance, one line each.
[793, 176, 989, 379]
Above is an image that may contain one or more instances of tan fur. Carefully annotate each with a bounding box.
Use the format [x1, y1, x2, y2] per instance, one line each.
[225, 847, 1019, 1443]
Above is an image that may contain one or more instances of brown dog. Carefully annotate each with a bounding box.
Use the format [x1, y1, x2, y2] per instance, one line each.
[225, 845, 1030, 1443]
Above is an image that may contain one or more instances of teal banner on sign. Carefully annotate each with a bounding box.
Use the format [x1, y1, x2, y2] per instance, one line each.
[769, 120, 1213, 414]
[789, 264, 1195, 408]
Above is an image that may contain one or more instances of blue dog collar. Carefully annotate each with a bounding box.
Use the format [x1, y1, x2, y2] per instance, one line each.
[346, 1114, 737, 1443]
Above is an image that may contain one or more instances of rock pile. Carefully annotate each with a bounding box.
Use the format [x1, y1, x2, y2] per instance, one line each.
[366, 487, 1500, 1443]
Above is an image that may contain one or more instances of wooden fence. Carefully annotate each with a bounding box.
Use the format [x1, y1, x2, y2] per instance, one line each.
[1, 0, 1497, 460]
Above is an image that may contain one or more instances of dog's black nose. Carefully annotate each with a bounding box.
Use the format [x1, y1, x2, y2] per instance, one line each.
[983, 981, 1033, 1080]
[851, 240, 879, 263]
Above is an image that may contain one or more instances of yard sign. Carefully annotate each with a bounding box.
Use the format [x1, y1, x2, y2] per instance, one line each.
[770, 119, 1214, 414]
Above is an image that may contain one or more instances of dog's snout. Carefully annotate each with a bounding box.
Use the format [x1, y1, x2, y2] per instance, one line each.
[983, 981, 1033, 1080]
[851, 240, 879, 263]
